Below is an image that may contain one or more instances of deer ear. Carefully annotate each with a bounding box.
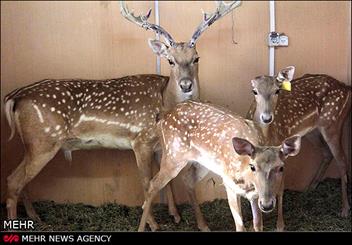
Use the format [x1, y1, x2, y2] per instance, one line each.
[276, 66, 295, 83]
[251, 79, 257, 88]
[148, 39, 169, 58]
[232, 137, 255, 157]
[281, 135, 301, 158]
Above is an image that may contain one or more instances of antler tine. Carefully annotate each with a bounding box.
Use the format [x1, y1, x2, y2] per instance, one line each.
[189, 1, 242, 47]
[119, 1, 176, 46]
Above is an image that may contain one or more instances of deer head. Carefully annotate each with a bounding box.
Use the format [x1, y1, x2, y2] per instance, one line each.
[120, 1, 241, 107]
[232, 135, 301, 213]
[148, 40, 200, 97]
[250, 66, 295, 126]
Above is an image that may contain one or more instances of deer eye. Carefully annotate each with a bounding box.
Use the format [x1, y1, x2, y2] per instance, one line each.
[279, 166, 284, 172]
[249, 164, 256, 172]
[275, 90, 280, 95]
[252, 90, 258, 95]
[193, 57, 200, 64]
[168, 59, 175, 66]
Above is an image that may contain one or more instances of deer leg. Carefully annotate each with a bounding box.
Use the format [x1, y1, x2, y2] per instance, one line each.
[21, 189, 41, 222]
[225, 185, 246, 231]
[138, 157, 187, 232]
[164, 182, 181, 223]
[250, 198, 263, 231]
[7, 159, 26, 219]
[305, 130, 334, 190]
[7, 144, 60, 220]
[276, 191, 284, 231]
[275, 178, 285, 231]
[132, 143, 160, 231]
[154, 150, 180, 223]
[182, 163, 210, 231]
[320, 126, 350, 217]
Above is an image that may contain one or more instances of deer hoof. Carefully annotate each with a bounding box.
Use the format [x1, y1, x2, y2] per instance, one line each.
[340, 207, 350, 218]
[6, 198, 17, 220]
[172, 213, 181, 224]
[276, 227, 284, 232]
[199, 225, 211, 232]
[147, 221, 160, 231]
[24, 204, 41, 222]
[235, 226, 247, 232]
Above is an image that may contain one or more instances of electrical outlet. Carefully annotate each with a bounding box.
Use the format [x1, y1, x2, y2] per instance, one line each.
[268, 32, 289, 47]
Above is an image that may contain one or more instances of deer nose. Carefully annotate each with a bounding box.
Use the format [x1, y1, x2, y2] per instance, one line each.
[261, 114, 273, 124]
[259, 199, 275, 213]
[179, 79, 193, 93]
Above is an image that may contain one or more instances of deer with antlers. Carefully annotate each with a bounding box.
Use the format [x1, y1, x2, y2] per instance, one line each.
[4, 1, 241, 231]
[137, 100, 302, 231]
[247, 66, 351, 218]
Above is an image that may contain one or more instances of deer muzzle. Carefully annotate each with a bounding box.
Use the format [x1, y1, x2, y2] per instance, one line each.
[179, 79, 193, 93]
[260, 113, 273, 124]
[258, 197, 276, 213]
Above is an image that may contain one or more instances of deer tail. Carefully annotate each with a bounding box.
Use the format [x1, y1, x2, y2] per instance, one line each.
[4, 98, 16, 141]
[64, 150, 73, 163]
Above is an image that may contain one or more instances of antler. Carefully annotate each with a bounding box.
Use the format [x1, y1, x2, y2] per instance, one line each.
[189, 1, 242, 47]
[119, 1, 176, 47]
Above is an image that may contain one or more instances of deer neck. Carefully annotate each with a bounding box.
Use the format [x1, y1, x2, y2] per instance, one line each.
[244, 119, 267, 146]
[162, 73, 200, 112]
[252, 108, 270, 141]
[259, 125, 270, 141]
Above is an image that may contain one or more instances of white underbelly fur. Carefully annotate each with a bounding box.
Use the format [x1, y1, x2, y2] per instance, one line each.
[65, 134, 132, 151]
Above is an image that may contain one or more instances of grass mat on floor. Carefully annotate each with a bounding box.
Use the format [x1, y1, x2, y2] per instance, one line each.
[1, 178, 350, 231]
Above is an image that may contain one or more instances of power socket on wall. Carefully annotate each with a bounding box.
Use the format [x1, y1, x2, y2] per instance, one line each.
[268, 32, 289, 47]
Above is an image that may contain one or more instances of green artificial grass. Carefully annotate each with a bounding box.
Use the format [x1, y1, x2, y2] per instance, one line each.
[1, 178, 350, 231]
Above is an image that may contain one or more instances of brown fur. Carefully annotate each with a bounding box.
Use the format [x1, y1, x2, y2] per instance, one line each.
[138, 101, 301, 231]
[248, 70, 351, 218]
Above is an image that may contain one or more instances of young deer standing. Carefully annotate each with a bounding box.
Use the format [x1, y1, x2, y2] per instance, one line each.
[138, 101, 302, 231]
[247, 66, 351, 217]
[4, 1, 241, 231]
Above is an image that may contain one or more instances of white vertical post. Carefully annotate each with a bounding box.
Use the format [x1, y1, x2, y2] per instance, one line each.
[154, 0, 165, 203]
[269, 1, 275, 76]
[154, 1, 161, 75]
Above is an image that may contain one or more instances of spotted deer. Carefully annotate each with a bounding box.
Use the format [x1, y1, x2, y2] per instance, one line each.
[4, 1, 241, 231]
[247, 66, 351, 217]
[137, 100, 302, 231]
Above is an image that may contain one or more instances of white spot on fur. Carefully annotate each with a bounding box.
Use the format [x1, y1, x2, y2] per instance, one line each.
[33, 104, 44, 123]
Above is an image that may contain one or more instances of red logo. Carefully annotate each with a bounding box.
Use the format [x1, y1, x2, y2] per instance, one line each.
[3, 234, 20, 243]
